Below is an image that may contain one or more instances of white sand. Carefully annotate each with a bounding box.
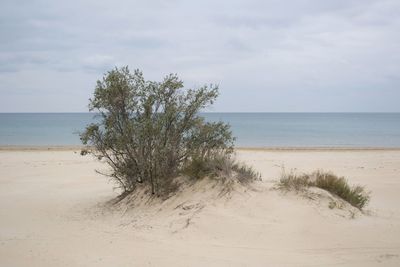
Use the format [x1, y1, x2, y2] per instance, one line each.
[1, 148, 400, 266]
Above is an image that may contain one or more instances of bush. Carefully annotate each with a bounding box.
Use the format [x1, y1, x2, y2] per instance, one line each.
[81, 67, 235, 196]
[279, 170, 370, 209]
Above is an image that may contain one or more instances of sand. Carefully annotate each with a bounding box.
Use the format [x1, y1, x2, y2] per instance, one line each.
[1, 148, 400, 266]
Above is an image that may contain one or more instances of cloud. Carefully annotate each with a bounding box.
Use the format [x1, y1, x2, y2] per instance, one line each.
[0, 0, 399, 111]
[81, 55, 116, 72]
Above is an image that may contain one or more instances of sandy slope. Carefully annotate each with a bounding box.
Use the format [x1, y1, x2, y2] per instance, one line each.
[0, 149, 400, 266]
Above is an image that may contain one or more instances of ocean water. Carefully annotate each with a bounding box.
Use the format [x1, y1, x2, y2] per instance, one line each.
[0, 113, 400, 147]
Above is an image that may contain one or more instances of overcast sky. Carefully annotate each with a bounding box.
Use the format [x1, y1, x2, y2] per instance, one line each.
[1, 0, 399, 112]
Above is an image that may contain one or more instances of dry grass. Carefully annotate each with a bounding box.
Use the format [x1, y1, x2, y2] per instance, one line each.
[279, 170, 370, 210]
[232, 164, 262, 184]
[182, 154, 261, 184]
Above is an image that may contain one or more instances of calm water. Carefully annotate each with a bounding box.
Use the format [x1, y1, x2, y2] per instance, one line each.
[0, 113, 400, 147]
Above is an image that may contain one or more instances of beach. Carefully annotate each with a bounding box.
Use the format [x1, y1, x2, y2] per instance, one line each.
[3, 0, 400, 265]
[0, 148, 399, 266]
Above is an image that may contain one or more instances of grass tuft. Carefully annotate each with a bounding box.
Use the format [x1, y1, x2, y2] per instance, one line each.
[232, 164, 262, 184]
[279, 170, 370, 210]
[279, 172, 311, 191]
[182, 154, 261, 184]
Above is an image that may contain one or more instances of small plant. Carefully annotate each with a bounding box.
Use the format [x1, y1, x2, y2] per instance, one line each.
[313, 171, 370, 209]
[232, 163, 262, 184]
[278, 170, 370, 210]
[182, 153, 261, 184]
[279, 172, 312, 191]
[328, 201, 336, 209]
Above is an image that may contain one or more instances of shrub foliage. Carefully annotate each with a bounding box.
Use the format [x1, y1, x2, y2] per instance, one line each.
[81, 67, 236, 196]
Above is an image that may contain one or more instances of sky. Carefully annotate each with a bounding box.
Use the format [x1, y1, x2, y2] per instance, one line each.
[0, 0, 399, 112]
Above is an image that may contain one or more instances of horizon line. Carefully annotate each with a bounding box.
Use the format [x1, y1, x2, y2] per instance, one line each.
[1, 111, 400, 114]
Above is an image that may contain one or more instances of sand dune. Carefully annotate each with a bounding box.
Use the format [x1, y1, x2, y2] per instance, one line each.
[1, 149, 400, 266]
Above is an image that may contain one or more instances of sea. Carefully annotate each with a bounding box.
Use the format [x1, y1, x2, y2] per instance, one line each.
[0, 113, 400, 148]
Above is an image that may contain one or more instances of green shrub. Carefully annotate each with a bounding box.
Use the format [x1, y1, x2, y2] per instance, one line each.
[182, 156, 213, 180]
[81, 67, 235, 196]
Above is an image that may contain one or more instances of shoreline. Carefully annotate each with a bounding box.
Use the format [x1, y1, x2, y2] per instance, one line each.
[1, 145, 400, 151]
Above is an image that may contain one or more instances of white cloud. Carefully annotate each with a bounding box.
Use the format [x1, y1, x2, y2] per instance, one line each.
[81, 55, 116, 72]
[0, 0, 399, 111]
